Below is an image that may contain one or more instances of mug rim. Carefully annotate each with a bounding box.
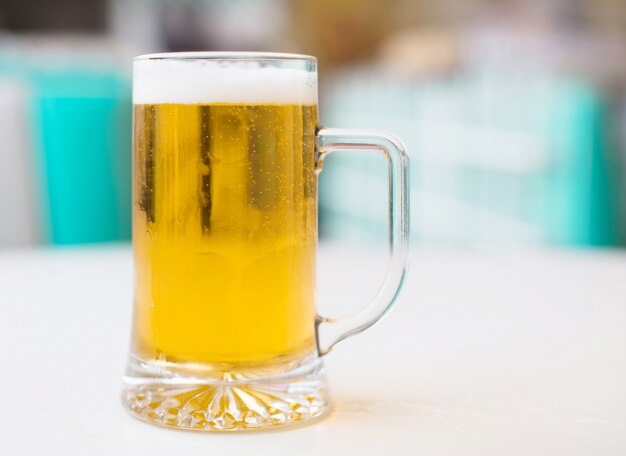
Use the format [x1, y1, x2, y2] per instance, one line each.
[134, 51, 316, 62]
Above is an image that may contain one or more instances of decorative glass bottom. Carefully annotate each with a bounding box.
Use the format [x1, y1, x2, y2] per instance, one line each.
[121, 357, 330, 431]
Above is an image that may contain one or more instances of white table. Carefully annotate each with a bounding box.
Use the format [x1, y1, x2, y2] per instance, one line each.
[0, 243, 625, 455]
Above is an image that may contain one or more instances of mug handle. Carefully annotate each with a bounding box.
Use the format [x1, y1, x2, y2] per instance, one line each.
[315, 128, 410, 355]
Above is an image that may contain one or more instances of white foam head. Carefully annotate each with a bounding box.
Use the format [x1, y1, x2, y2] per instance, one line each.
[133, 54, 317, 105]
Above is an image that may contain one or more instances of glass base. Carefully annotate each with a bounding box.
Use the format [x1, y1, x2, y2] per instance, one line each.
[121, 356, 330, 431]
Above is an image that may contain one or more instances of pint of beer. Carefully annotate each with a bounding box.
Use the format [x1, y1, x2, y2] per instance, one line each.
[132, 58, 318, 367]
[123, 53, 409, 432]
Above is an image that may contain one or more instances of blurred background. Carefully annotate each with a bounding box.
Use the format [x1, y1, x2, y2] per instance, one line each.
[1, 0, 625, 249]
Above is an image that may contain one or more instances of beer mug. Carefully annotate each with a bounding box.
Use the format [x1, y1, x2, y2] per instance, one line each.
[122, 52, 409, 431]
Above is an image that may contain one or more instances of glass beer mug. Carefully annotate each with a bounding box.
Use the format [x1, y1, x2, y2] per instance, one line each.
[122, 52, 409, 431]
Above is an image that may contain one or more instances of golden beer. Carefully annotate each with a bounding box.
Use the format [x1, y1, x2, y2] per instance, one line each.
[132, 103, 318, 366]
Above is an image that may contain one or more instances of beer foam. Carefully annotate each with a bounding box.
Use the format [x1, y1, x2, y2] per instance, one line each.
[133, 58, 317, 105]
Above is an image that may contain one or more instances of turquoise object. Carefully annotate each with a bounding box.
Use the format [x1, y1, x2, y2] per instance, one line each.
[0, 55, 131, 245]
[321, 70, 618, 247]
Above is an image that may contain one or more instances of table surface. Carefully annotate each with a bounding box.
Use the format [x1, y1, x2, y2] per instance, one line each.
[0, 243, 625, 455]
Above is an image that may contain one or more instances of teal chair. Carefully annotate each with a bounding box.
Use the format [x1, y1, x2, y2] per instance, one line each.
[0, 54, 132, 245]
[320, 70, 617, 247]
[33, 70, 132, 244]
